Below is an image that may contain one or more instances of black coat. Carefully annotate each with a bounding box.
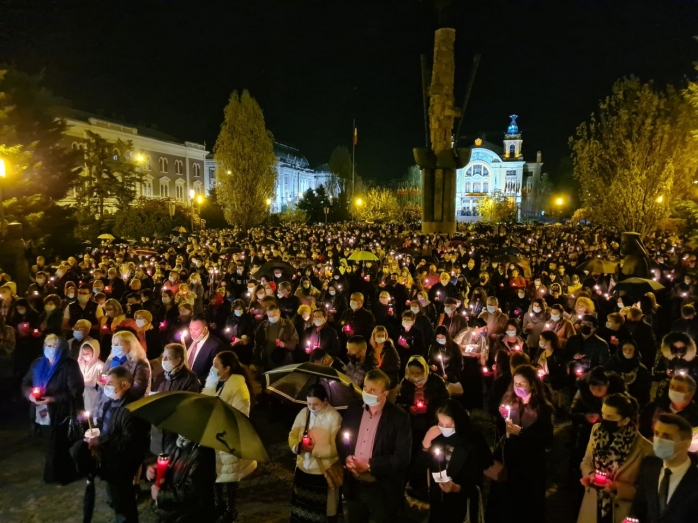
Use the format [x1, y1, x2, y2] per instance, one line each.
[339, 307, 375, 343]
[638, 398, 698, 440]
[301, 324, 341, 359]
[631, 456, 698, 523]
[565, 333, 611, 368]
[396, 373, 449, 442]
[184, 334, 226, 385]
[605, 350, 652, 407]
[336, 400, 412, 504]
[625, 319, 657, 369]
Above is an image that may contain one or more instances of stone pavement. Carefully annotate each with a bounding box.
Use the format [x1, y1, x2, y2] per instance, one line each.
[0, 397, 577, 523]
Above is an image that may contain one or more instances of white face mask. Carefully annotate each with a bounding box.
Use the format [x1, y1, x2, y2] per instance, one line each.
[268, 315, 280, 324]
[350, 301, 359, 310]
[209, 366, 219, 380]
[436, 337, 446, 345]
[506, 330, 517, 338]
[486, 306, 496, 313]
[313, 318, 325, 327]
[539, 341, 547, 349]
[136, 318, 146, 328]
[374, 337, 386, 344]
[444, 307, 454, 315]
[517, 292, 525, 299]
[550, 314, 560, 322]
[362, 391, 380, 407]
[329, 290, 336, 296]
[439, 426, 456, 437]
[532, 306, 542, 313]
[410, 307, 420, 314]
[103, 384, 118, 400]
[111, 346, 124, 358]
[668, 390, 687, 405]
[162, 297, 171, 304]
[161, 360, 177, 373]
[402, 322, 413, 330]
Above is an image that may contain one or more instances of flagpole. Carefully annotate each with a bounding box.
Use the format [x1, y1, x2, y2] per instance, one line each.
[352, 118, 356, 197]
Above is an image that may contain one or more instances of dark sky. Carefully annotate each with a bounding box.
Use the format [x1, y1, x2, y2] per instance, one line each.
[0, 0, 695, 182]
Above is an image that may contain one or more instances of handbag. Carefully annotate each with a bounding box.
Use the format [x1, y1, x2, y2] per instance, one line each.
[301, 409, 344, 489]
[62, 400, 85, 443]
[463, 485, 485, 523]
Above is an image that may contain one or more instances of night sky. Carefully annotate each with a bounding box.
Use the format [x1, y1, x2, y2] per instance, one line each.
[0, 0, 695, 182]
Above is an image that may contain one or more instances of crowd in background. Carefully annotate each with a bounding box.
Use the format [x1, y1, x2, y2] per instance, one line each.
[5, 221, 698, 523]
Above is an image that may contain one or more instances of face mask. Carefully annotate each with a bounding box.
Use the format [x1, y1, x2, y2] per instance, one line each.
[136, 319, 146, 328]
[601, 419, 620, 433]
[161, 360, 177, 373]
[45, 305, 56, 312]
[653, 437, 677, 460]
[162, 297, 171, 304]
[66, 292, 75, 299]
[169, 277, 175, 283]
[268, 315, 280, 324]
[534, 281, 541, 287]
[410, 377, 427, 387]
[176, 435, 191, 449]
[209, 367, 219, 379]
[403, 321, 413, 329]
[36, 279, 46, 285]
[111, 346, 124, 358]
[309, 404, 325, 415]
[237, 270, 243, 275]
[350, 301, 359, 310]
[518, 292, 525, 299]
[436, 338, 446, 345]
[668, 390, 687, 405]
[16, 307, 26, 315]
[44, 346, 57, 360]
[685, 280, 691, 285]
[606, 321, 615, 330]
[617, 301, 624, 308]
[486, 306, 496, 314]
[313, 318, 325, 327]
[234, 309, 243, 317]
[410, 307, 420, 314]
[362, 391, 380, 407]
[550, 314, 560, 322]
[103, 384, 118, 400]
[532, 306, 541, 313]
[506, 330, 517, 338]
[73, 330, 84, 341]
[274, 273, 282, 278]
[581, 325, 592, 336]
[514, 387, 530, 398]
[443, 307, 454, 316]
[374, 336, 386, 344]
[329, 290, 336, 296]
[439, 426, 456, 437]
[539, 341, 547, 349]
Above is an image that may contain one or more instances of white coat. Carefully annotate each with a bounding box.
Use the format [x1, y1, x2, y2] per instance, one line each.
[288, 405, 342, 475]
[202, 374, 257, 483]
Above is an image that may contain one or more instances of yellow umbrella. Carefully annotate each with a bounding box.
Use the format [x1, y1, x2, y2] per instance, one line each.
[97, 234, 115, 241]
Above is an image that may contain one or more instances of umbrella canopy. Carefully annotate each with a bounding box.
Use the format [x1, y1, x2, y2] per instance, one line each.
[172, 236, 187, 243]
[110, 238, 129, 245]
[252, 260, 295, 280]
[126, 391, 269, 461]
[348, 251, 379, 262]
[492, 254, 521, 264]
[577, 259, 619, 274]
[97, 233, 115, 241]
[492, 246, 521, 255]
[134, 248, 158, 257]
[264, 363, 361, 409]
[613, 277, 665, 295]
[172, 226, 188, 233]
[256, 238, 277, 246]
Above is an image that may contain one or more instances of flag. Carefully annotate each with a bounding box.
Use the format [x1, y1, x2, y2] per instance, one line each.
[353, 126, 358, 146]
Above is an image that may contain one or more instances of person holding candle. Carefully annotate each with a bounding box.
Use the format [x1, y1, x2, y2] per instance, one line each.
[288, 384, 343, 523]
[492, 319, 528, 360]
[566, 315, 611, 375]
[416, 291, 437, 326]
[22, 334, 84, 484]
[38, 294, 64, 337]
[478, 296, 509, 343]
[202, 350, 257, 523]
[396, 355, 449, 501]
[577, 393, 652, 523]
[396, 310, 425, 372]
[156, 288, 179, 345]
[104, 330, 152, 399]
[487, 364, 553, 523]
[409, 299, 435, 346]
[252, 303, 299, 372]
[62, 284, 101, 338]
[437, 297, 468, 341]
[170, 303, 194, 343]
[522, 297, 550, 350]
[339, 292, 376, 349]
[546, 303, 576, 348]
[292, 304, 314, 349]
[372, 291, 399, 340]
[427, 326, 463, 384]
[422, 400, 493, 523]
[318, 281, 347, 326]
[336, 368, 412, 523]
[630, 414, 698, 523]
[536, 330, 571, 416]
[369, 326, 401, 390]
[77, 339, 104, 413]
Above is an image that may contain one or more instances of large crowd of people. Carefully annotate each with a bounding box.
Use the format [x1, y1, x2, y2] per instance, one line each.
[5, 221, 698, 522]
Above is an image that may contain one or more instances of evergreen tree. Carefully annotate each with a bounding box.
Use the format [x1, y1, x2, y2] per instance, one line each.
[213, 90, 276, 231]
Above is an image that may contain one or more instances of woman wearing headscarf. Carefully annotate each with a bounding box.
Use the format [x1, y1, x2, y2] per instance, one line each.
[21, 334, 84, 484]
[488, 365, 554, 523]
[76, 339, 104, 413]
[577, 393, 652, 523]
[422, 400, 493, 523]
[604, 339, 651, 407]
[134, 309, 162, 360]
[396, 355, 449, 500]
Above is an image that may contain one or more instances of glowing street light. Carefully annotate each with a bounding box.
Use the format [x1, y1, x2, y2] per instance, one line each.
[355, 198, 363, 206]
[135, 153, 145, 163]
[555, 197, 564, 206]
[266, 198, 272, 206]
[196, 194, 204, 205]
[656, 195, 664, 203]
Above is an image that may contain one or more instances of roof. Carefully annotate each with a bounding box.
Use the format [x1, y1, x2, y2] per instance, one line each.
[52, 106, 186, 145]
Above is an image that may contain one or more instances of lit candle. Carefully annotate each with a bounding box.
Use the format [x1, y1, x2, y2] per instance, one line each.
[438, 354, 446, 377]
[83, 410, 93, 431]
[301, 431, 311, 448]
[433, 447, 443, 474]
[343, 431, 351, 449]
[155, 454, 170, 487]
[482, 366, 490, 376]
[31, 387, 42, 400]
[180, 329, 188, 341]
[575, 367, 584, 377]
[593, 469, 608, 487]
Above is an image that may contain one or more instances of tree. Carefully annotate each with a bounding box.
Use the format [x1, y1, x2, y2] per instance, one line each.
[328, 146, 353, 194]
[74, 130, 140, 215]
[479, 190, 519, 223]
[199, 187, 228, 229]
[214, 90, 276, 230]
[351, 187, 401, 223]
[570, 77, 698, 236]
[113, 197, 194, 239]
[279, 204, 307, 224]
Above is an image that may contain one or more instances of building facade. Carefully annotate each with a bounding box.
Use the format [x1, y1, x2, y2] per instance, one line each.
[456, 115, 544, 221]
[59, 107, 209, 208]
[205, 143, 331, 213]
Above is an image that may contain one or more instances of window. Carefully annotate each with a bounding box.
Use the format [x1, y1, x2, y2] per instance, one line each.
[174, 160, 183, 175]
[506, 170, 517, 177]
[464, 182, 471, 193]
[160, 181, 169, 197]
[483, 182, 489, 193]
[193, 163, 201, 177]
[473, 165, 482, 176]
[159, 157, 168, 173]
[509, 144, 516, 156]
[465, 164, 490, 177]
[142, 181, 153, 197]
[112, 149, 120, 161]
[473, 182, 481, 192]
[145, 155, 152, 170]
[71, 142, 80, 150]
[176, 185, 183, 200]
[193, 182, 203, 195]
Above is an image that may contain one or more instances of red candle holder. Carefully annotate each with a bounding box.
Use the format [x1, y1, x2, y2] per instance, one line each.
[31, 387, 43, 400]
[159, 321, 166, 331]
[18, 322, 30, 337]
[301, 432, 311, 448]
[482, 367, 490, 376]
[575, 367, 584, 377]
[32, 328, 41, 337]
[593, 469, 609, 487]
[415, 399, 427, 413]
[155, 453, 170, 487]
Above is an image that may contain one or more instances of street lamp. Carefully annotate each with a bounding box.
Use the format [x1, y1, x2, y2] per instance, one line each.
[266, 198, 272, 206]
[0, 158, 6, 237]
[555, 197, 564, 206]
[656, 195, 664, 203]
[355, 198, 363, 206]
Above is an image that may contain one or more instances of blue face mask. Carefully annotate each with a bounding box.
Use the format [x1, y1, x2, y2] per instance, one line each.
[111, 346, 124, 358]
[234, 309, 243, 317]
[653, 437, 677, 461]
[487, 306, 496, 314]
[44, 346, 57, 360]
[73, 330, 84, 341]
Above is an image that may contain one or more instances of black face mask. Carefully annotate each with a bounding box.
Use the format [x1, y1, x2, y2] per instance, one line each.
[580, 325, 593, 336]
[600, 419, 621, 433]
[348, 355, 360, 364]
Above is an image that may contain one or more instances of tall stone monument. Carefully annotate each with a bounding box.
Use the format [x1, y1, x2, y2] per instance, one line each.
[414, 28, 470, 234]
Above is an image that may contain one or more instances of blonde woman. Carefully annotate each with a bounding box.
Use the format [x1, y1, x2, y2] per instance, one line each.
[175, 283, 196, 307]
[369, 325, 401, 390]
[134, 309, 162, 360]
[77, 339, 104, 412]
[105, 330, 151, 399]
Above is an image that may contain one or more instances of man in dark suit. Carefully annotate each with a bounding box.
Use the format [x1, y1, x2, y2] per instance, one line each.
[631, 413, 698, 523]
[185, 315, 225, 385]
[336, 369, 412, 523]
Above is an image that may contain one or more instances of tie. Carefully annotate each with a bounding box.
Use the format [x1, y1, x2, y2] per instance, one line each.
[188, 341, 199, 368]
[659, 468, 672, 512]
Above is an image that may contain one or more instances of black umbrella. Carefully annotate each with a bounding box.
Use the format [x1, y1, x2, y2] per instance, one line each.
[577, 258, 619, 275]
[110, 238, 129, 245]
[613, 277, 665, 295]
[493, 246, 521, 255]
[252, 260, 295, 280]
[397, 248, 422, 257]
[386, 237, 404, 247]
[492, 254, 521, 264]
[256, 238, 277, 246]
[264, 363, 361, 409]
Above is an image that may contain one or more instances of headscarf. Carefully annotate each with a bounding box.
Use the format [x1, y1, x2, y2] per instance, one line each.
[405, 355, 429, 380]
[33, 338, 67, 389]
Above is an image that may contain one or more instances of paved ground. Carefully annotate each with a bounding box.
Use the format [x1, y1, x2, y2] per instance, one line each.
[0, 393, 577, 523]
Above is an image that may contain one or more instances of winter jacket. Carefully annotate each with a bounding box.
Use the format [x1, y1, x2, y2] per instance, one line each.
[288, 405, 342, 475]
[202, 374, 257, 483]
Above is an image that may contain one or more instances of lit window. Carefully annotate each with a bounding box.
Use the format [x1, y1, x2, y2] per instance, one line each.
[509, 144, 516, 156]
[474, 182, 481, 192]
[113, 149, 120, 161]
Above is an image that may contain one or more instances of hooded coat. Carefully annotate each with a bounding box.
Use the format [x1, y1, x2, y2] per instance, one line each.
[654, 331, 698, 399]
